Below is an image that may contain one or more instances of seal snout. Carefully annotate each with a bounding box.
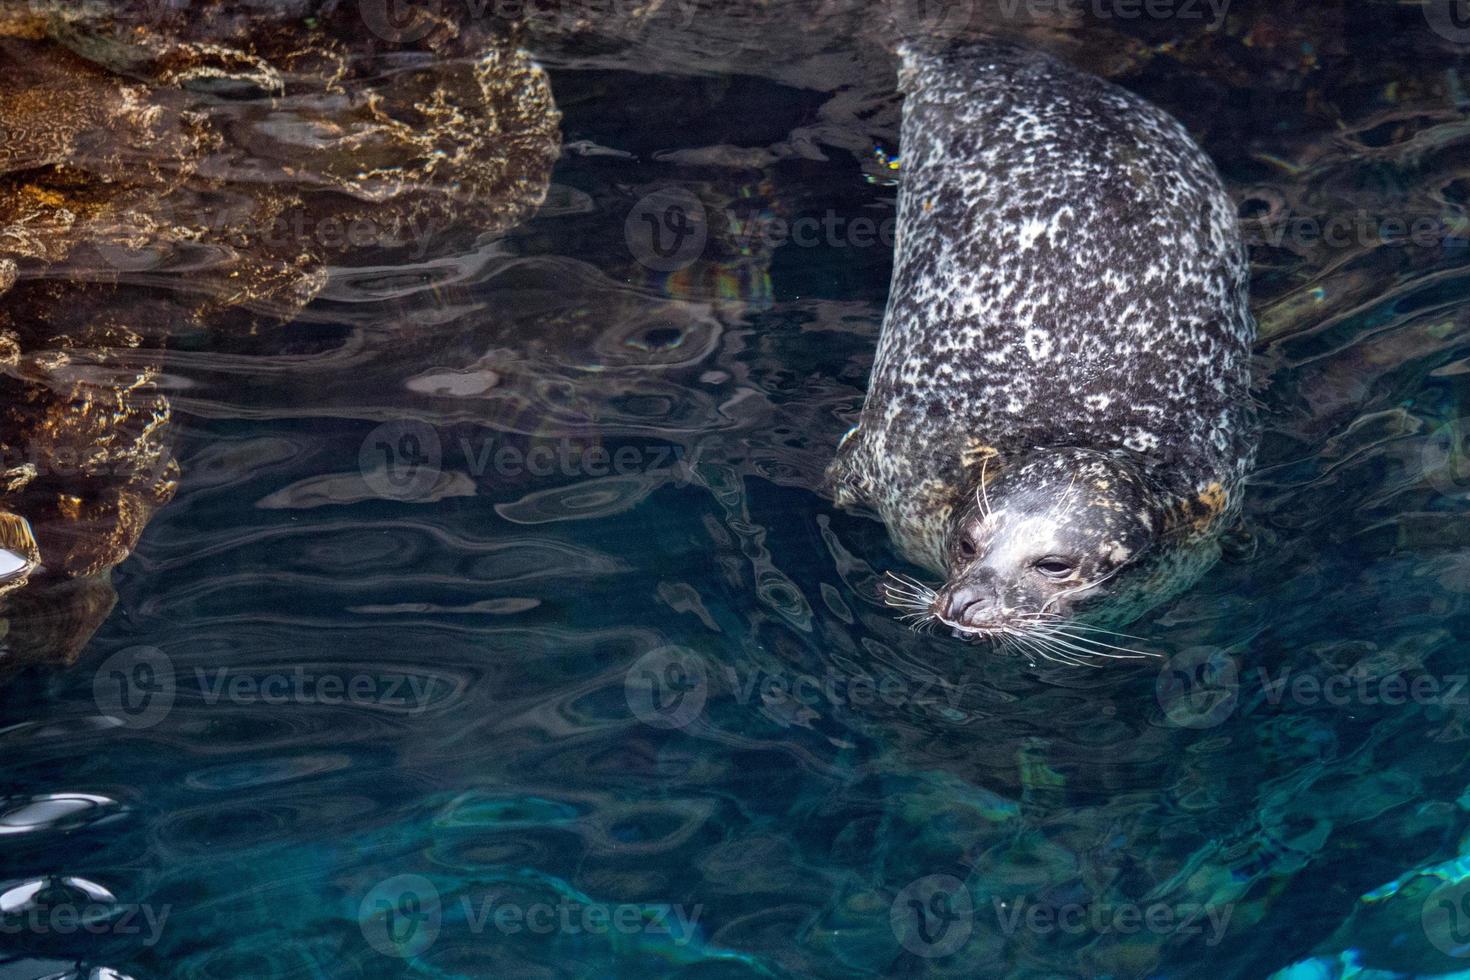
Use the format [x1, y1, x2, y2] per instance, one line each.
[933, 572, 1004, 633]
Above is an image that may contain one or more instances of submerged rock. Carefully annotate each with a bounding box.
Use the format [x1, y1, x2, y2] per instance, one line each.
[0, 2, 561, 666]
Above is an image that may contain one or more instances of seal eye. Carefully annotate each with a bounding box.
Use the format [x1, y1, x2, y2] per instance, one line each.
[957, 537, 978, 560]
[1033, 557, 1075, 579]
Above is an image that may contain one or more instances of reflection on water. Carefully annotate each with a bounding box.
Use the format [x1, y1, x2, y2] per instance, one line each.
[2, 0, 1470, 977]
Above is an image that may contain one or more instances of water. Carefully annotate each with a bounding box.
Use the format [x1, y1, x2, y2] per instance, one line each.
[2, 1, 1470, 977]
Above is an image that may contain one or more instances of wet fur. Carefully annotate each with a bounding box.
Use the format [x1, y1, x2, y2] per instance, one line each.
[829, 40, 1257, 642]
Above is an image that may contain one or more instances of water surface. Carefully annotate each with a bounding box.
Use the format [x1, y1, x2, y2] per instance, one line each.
[3, 2, 1470, 977]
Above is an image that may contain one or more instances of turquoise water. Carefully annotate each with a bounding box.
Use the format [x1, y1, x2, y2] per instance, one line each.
[5, 2, 1470, 977]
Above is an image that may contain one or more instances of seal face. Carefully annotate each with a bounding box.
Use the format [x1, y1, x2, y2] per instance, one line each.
[829, 41, 1257, 654]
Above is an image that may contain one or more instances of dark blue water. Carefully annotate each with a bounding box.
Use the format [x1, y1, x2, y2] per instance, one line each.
[4, 2, 1470, 977]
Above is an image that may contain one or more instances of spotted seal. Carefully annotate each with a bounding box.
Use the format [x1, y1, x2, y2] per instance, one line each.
[827, 40, 1256, 660]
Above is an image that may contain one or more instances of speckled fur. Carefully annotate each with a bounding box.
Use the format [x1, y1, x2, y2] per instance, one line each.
[829, 40, 1256, 626]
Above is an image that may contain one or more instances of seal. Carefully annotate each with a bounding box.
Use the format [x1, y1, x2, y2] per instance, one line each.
[828, 40, 1257, 662]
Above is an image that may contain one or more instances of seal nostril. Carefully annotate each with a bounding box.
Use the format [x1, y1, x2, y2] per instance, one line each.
[944, 585, 990, 623]
[957, 600, 988, 624]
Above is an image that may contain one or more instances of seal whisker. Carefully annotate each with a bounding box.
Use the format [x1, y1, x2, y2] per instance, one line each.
[1040, 564, 1127, 617]
[1027, 626, 1156, 660]
[978, 453, 994, 519]
[1000, 633, 1045, 664]
[883, 591, 934, 611]
[1044, 622, 1153, 643]
[880, 571, 939, 613]
[999, 630, 1049, 664]
[1008, 612, 1152, 644]
[1005, 628, 1096, 668]
[883, 570, 937, 593]
[910, 614, 938, 635]
[883, 582, 934, 602]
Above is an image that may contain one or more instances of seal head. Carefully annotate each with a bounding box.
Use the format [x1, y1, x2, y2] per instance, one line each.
[929, 449, 1162, 635]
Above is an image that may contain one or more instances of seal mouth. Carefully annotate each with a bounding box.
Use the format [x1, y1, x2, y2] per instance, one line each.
[933, 616, 1000, 642]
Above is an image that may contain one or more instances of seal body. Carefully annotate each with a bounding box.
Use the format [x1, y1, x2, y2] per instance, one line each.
[829, 40, 1256, 636]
